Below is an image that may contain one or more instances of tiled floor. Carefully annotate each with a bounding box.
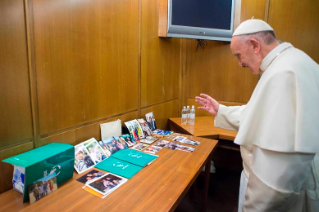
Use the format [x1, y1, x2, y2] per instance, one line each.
[175, 147, 242, 212]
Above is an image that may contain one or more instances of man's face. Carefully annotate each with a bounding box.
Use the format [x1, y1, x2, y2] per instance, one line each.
[230, 36, 261, 74]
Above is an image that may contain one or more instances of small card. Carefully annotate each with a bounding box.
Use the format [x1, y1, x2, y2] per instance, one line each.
[153, 140, 169, 148]
[144, 146, 162, 154]
[76, 170, 106, 184]
[180, 138, 200, 146]
[131, 143, 149, 151]
[28, 173, 58, 204]
[176, 145, 195, 152]
[173, 136, 187, 142]
[164, 142, 179, 150]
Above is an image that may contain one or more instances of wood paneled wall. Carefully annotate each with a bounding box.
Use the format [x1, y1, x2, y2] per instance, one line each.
[1, 0, 319, 194]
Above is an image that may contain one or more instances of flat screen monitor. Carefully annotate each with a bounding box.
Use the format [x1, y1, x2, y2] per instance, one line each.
[167, 0, 235, 41]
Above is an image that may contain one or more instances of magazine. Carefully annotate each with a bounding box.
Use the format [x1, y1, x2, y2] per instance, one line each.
[145, 112, 157, 131]
[119, 134, 136, 147]
[83, 138, 108, 164]
[137, 118, 152, 136]
[153, 140, 169, 148]
[124, 120, 144, 141]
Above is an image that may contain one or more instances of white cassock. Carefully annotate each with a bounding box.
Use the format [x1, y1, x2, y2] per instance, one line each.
[215, 42, 319, 212]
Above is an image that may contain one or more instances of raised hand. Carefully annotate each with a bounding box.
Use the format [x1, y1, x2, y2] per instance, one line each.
[195, 93, 219, 116]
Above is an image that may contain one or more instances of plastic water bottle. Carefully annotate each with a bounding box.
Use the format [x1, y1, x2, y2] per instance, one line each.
[186, 106, 190, 124]
[189, 105, 196, 124]
[181, 106, 187, 124]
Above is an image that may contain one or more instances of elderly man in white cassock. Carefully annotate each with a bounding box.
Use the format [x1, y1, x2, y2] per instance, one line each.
[195, 19, 319, 212]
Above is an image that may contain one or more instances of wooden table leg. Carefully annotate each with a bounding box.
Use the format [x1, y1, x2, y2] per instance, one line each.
[201, 154, 212, 212]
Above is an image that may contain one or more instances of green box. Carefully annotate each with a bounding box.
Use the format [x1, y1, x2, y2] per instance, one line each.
[3, 143, 74, 202]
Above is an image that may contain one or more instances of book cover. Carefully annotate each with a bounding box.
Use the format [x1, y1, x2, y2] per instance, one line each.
[95, 157, 143, 179]
[111, 149, 158, 167]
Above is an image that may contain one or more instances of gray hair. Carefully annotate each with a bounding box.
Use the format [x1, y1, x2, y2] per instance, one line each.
[238, 30, 277, 45]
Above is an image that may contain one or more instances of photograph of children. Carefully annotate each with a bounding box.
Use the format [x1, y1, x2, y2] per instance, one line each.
[113, 136, 128, 150]
[176, 145, 195, 153]
[153, 140, 169, 148]
[145, 112, 157, 131]
[98, 140, 112, 157]
[131, 143, 149, 151]
[164, 142, 179, 150]
[74, 144, 95, 174]
[140, 136, 158, 144]
[173, 136, 187, 142]
[119, 134, 136, 147]
[28, 173, 58, 204]
[137, 118, 152, 136]
[101, 137, 120, 154]
[125, 121, 139, 141]
[143, 146, 162, 154]
[180, 139, 200, 147]
[76, 170, 105, 184]
[87, 173, 127, 196]
[84, 140, 108, 164]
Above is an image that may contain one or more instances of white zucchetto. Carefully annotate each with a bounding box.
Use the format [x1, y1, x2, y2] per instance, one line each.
[233, 19, 274, 36]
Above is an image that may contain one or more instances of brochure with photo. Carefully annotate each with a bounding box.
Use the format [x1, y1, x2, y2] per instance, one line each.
[76, 170, 106, 184]
[152, 129, 173, 137]
[153, 140, 169, 148]
[145, 112, 157, 131]
[144, 146, 162, 155]
[112, 149, 158, 167]
[164, 142, 179, 150]
[131, 119, 145, 139]
[137, 118, 152, 136]
[119, 134, 136, 147]
[95, 157, 143, 179]
[139, 136, 157, 144]
[74, 144, 96, 174]
[84, 139, 108, 164]
[100, 136, 122, 155]
[180, 138, 200, 146]
[176, 145, 195, 153]
[124, 121, 139, 142]
[173, 136, 187, 142]
[113, 136, 129, 150]
[86, 173, 127, 197]
[28, 173, 58, 204]
[131, 143, 149, 151]
[13, 166, 25, 194]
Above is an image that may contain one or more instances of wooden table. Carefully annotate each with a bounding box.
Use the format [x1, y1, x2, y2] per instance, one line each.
[168, 116, 238, 150]
[0, 135, 217, 212]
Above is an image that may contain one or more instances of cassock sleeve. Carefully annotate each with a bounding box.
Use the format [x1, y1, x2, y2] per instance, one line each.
[243, 147, 315, 211]
[214, 104, 246, 131]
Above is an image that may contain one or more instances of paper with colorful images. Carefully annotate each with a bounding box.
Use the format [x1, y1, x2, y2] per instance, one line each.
[74, 143, 96, 174]
[28, 173, 58, 204]
[124, 121, 140, 142]
[173, 136, 187, 142]
[130, 120, 145, 139]
[119, 134, 136, 147]
[176, 145, 195, 152]
[112, 149, 158, 167]
[180, 138, 200, 147]
[139, 136, 157, 144]
[152, 129, 174, 136]
[164, 142, 179, 150]
[95, 157, 143, 179]
[84, 138, 108, 164]
[100, 136, 122, 155]
[86, 173, 128, 197]
[144, 146, 162, 155]
[137, 118, 152, 136]
[153, 140, 169, 148]
[113, 136, 129, 149]
[131, 143, 149, 151]
[13, 166, 25, 194]
[145, 112, 157, 131]
[76, 170, 106, 184]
